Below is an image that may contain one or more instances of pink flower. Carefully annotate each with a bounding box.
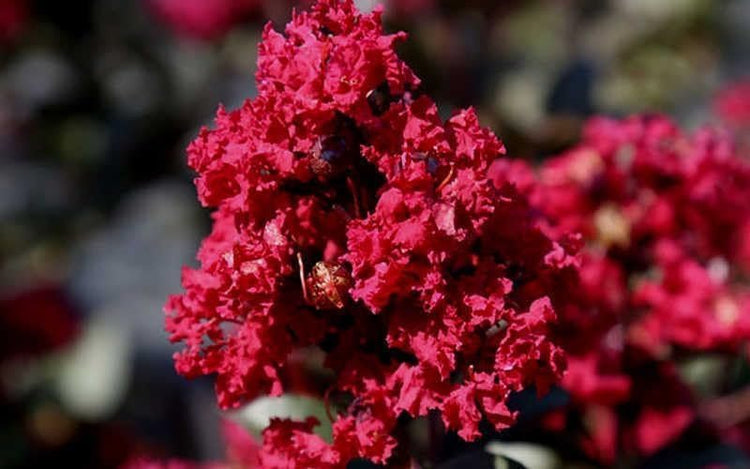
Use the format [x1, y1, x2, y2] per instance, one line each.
[524, 114, 750, 462]
[166, 1, 572, 466]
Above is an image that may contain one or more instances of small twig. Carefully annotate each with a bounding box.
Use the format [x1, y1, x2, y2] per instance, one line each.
[435, 165, 454, 193]
[297, 252, 310, 303]
[346, 176, 362, 218]
[323, 387, 336, 423]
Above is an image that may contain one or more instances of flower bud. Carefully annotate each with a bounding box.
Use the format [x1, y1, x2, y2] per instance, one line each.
[306, 261, 353, 309]
[310, 119, 360, 180]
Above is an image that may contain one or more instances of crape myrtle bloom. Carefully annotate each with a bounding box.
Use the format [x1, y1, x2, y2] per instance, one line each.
[508, 114, 750, 463]
[145, 0, 259, 40]
[537, 115, 750, 355]
[165, 0, 574, 466]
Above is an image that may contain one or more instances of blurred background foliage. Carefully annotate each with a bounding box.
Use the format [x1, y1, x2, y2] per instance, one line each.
[0, 0, 748, 468]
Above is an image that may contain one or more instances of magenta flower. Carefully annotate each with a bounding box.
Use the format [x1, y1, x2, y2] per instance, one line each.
[165, 1, 573, 466]
[522, 115, 750, 462]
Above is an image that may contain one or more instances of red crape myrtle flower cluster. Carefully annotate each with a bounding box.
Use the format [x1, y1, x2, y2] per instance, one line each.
[165, 0, 574, 467]
[502, 115, 750, 463]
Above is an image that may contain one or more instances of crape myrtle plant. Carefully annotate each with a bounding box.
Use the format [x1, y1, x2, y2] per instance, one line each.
[491, 115, 750, 465]
[163, 0, 575, 467]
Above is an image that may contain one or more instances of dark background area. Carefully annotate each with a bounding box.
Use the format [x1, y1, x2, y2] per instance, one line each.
[1, 0, 748, 468]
